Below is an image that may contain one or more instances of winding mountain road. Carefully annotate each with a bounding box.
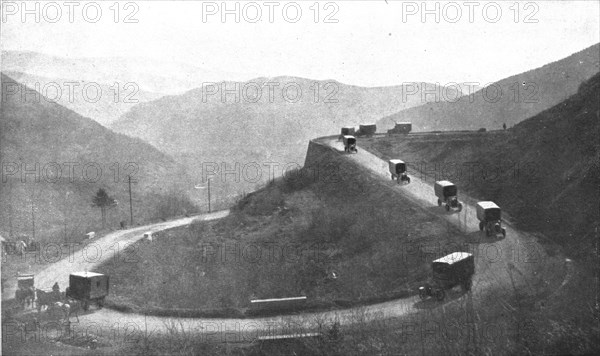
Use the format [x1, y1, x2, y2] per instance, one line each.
[3, 138, 567, 346]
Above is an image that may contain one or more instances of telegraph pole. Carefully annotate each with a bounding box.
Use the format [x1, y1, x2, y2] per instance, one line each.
[128, 175, 134, 226]
[207, 178, 211, 213]
[31, 201, 35, 241]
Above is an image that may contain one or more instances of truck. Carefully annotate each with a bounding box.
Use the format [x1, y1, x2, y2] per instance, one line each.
[66, 272, 109, 310]
[434, 180, 462, 211]
[389, 159, 410, 184]
[357, 123, 376, 137]
[387, 122, 412, 135]
[338, 126, 356, 141]
[419, 252, 474, 301]
[476, 201, 506, 237]
[343, 135, 358, 153]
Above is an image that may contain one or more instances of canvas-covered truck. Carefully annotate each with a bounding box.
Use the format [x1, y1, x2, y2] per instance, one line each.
[434, 180, 463, 212]
[357, 123, 376, 137]
[343, 135, 358, 153]
[338, 126, 356, 141]
[389, 159, 410, 184]
[66, 272, 109, 311]
[387, 122, 412, 135]
[419, 252, 474, 301]
[476, 201, 506, 237]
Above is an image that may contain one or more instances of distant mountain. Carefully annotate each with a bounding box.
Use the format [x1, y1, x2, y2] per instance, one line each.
[110, 77, 463, 200]
[377, 44, 600, 131]
[1, 50, 254, 95]
[0, 74, 197, 242]
[4, 71, 163, 126]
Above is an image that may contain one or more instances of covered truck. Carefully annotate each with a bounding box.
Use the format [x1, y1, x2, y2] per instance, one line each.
[419, 252, 474, 301]
[357, 123, 376, 137]
[66, 272, 109, 310]
[434, 180, 462, 211]
[338, 126, 356, 141]
[387, 122, 412, 135]
[476, 201, 506, 237]
[343, 135, 357, 153]
[389, 159, 410, 184]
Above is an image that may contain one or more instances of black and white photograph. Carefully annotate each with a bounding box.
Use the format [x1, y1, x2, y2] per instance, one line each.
[1, 1, 599, 355]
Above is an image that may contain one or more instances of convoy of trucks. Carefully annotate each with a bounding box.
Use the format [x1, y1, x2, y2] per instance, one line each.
[337, 125, 510, 303]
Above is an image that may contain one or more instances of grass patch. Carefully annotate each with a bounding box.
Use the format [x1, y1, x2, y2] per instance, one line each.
[96, 148, 467, 314]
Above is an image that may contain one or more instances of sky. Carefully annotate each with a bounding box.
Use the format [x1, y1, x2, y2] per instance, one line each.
[1, 0, 599, 87]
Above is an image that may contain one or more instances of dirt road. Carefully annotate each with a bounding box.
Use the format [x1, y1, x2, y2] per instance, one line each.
[320, 137, 560, 296]
[4, 139, 567, 345]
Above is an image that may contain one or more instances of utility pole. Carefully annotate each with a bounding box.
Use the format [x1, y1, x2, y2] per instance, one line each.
[207, 178, 211, 213]
[31, 200, 35, 241]
[128, 175, 134, 226]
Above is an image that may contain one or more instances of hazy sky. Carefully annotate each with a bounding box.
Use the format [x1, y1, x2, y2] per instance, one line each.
[2, 0, 599, 86]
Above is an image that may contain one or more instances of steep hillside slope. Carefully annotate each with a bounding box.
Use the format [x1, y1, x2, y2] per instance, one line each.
[4, 71, 163, 126]
[110, 77, 464, 202]
[364, 72, 600, 258]
[0, 74, 196, 242]
[378, 44, 600, 131]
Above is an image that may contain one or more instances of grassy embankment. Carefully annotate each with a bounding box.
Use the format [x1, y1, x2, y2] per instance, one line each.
[96, 141, 467, 315]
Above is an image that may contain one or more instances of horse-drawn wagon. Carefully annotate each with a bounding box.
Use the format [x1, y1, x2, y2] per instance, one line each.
[15, 273, 35, 308]
[66, 272, 109, 311]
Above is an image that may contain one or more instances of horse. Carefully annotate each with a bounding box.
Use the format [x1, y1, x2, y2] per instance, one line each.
[53, 299, 81, 323]
[36, 289, 62, 312]
[15, 287, 35, 309]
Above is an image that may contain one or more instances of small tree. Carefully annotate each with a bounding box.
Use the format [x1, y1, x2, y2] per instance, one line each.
[92, 188, 116, 229]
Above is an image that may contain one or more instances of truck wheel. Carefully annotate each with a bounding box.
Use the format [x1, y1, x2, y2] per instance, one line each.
[391, 174, 394, 180]
[419, 289, 427, 301]
[486, 228, 492, 237]
[435, 290, 445, 301]
[437, 199, 442, 206]
[445, 204, 450, 212]
[406, 177, 410, 184]
[457, 203, 463, 212]
[502, 228, 506, 237]
[479, 222, 484, 231]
